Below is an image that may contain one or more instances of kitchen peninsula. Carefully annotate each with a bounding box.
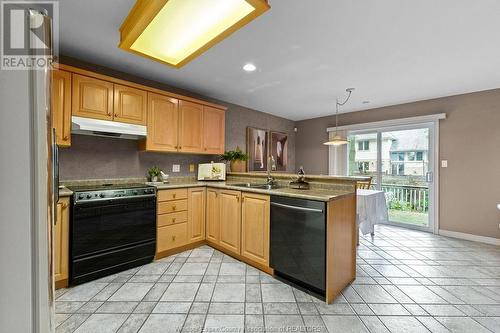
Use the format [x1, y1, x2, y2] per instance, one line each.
[59, 172, 365, 303]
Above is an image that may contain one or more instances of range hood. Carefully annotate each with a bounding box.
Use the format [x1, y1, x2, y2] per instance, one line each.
[71, 116, 147, 140]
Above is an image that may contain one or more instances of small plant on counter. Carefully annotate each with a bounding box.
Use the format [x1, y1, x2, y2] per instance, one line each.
[220, 147, 248, 172]
[147, 166, 161, 182]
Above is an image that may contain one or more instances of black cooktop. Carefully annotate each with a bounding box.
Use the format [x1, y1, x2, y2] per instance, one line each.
[68, 183, 149, 192]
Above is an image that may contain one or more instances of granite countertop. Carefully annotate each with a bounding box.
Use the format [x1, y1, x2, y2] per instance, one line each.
[58, 186, 73, 197]
[148, 181, 354, 202]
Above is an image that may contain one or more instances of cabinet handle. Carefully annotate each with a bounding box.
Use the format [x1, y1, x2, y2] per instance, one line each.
[172, 205, 176, 211]
[61, 202, 67, 209]
[63, 135, 69, 141]
[172, 194, 176, 199]
[241, 197, 244, 203]
[107, 112, 112, 116]
[236, 197, 240, 202]
[114, 113, 118, 117]
[172, 235, 176, 241]
[178, 146, 182, 149]
[172, 218, 176, 223]
[204, 148, 207, 151]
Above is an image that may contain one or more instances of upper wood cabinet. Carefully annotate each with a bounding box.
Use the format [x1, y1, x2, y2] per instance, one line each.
[219, 190, 242, 254]
[188, 187, 206, 243]
[203, 106, 225, 154]
[206, 189, 220, 244]
[142, 92, 179, 152]
[51, 69, 72, 147]
[72, 74, 113, 121]
[113, 84, 147, 125]
[179, 100, 203, 153]
[241, 193, 270, 266]
[54, 197, 70, 289]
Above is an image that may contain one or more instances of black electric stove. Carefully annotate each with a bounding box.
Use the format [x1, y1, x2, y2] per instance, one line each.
[68, 183, 156, 285]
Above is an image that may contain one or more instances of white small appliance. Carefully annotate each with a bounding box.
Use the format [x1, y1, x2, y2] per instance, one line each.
[197, 162, 226, 181]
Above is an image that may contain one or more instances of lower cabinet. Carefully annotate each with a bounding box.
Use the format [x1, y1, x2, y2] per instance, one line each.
[241, 192, 270, 266]
[188, 187, 206, 243]
[218, 190, 242, 254]
[155, 187, 270, 269]
[54, 197, 69, 288]
[156, 187, 207, 255]
[157, 222, 188, 253]
[206, 188, 220, 244]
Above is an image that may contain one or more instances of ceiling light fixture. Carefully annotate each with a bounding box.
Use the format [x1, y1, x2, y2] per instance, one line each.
[243, 63, 256, 72]
[119, 0, 270, 68]
[323, 88, 355, 146]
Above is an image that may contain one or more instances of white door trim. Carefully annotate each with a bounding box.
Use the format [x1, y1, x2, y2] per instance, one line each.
[326, 113, 446, 133]
[336, 121, 442, 234]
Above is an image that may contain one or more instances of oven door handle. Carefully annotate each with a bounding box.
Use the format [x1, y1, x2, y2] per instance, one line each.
[270, 202, 323, 213]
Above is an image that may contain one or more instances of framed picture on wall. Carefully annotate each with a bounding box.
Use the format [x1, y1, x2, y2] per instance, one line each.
[247, 127, 268, 172]
[270, 131, 288, 171]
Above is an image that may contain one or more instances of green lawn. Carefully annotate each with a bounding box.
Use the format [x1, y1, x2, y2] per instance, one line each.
[388, 209, 428, 227]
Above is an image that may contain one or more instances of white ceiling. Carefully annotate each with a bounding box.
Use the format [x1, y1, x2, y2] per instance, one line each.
[58, 0, 500, 121]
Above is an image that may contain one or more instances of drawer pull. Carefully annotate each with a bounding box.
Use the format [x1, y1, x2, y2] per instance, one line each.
[172, 218, 176, 223]
[172, 194, 176, 199]
[63, 135, 69, 141]
[172, 205, 176, 211]
[172, 235, 176, 241]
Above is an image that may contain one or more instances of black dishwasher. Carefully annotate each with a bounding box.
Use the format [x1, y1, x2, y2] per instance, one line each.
[270, 196, 326, 294]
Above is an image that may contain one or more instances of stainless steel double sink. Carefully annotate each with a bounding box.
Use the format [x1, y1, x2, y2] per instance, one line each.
[229, 183, 281, 190]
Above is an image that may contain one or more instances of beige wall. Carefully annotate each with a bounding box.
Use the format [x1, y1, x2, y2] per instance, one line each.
[296, 89, 500, 239]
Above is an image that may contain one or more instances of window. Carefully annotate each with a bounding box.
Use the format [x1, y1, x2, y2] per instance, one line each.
[416, 152, 423, 161]
[408, 152, 416, 161]
[358, 140, 370, 151]
[391, 163, 405, 175]
[357, 162, 369, 173]
[391, 152, 404, 161]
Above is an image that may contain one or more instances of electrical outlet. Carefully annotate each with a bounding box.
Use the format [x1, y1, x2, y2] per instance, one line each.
[172, 164, 180, 173]
[189, 164, 195, 172]
[441, 160, 448, 168]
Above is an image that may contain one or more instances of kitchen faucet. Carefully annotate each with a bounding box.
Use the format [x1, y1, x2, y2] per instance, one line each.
[266, 155, 276, 186]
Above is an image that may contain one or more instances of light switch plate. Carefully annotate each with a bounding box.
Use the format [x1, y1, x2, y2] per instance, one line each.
[441, 160, 448, 168]
[172, 164, 180, 172]
[189, 164, 195, 172]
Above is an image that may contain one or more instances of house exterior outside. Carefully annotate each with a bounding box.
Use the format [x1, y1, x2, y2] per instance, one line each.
[348, 129, 429, 178]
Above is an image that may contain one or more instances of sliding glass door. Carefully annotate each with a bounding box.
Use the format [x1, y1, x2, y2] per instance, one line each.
[348, 123, 436, 232]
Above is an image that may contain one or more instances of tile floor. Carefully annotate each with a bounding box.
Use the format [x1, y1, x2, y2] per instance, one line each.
[55, 225, 500, 333]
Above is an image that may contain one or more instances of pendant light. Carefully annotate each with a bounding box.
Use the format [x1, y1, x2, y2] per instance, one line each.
[323, 88, 355, 146]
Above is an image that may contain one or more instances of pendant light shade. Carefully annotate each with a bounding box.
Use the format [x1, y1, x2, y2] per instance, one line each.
[323, 134, 348, 146]
[323, 88, 354, 146]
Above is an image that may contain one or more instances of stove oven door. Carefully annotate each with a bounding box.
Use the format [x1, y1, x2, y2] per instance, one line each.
[71, 196, 156, 284]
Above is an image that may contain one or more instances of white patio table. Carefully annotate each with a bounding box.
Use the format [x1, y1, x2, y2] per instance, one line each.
[357, 189, 389, 236]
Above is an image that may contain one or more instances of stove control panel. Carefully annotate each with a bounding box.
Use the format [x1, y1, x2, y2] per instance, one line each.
[74, 187, 156, 203]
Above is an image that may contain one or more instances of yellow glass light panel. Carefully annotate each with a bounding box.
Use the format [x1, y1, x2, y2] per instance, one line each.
[119, 0, 270, 68]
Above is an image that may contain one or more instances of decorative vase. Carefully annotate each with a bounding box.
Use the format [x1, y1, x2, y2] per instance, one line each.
[230, 160, 246, 173]
[151, 176, 158, 182]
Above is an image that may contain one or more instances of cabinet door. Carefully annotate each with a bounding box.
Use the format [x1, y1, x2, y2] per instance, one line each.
[202, 106, 225, 154]
[54, 197, 69, 287]
[145, 93, 179, 152]
[188, 187, 206, 243]
[178, 100, 203, 153]
[219, 190, 241, 254]
[241, 193, 270, 266]
[113, 84, 147, 125]
[206, 189, 220, 244]
[72, 74, 113, 121]
[51, 70, 72, 147]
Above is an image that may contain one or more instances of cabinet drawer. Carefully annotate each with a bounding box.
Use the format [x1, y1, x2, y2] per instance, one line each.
[157, 211, 188, 227]
[158, 199, 188, 214]
[158, 189, 188, 202]
[157, 222, 188, 252]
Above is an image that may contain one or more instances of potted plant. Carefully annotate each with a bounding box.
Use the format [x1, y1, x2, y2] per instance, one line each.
[220, 147, 248, 172]
[147, 166, 161, 182]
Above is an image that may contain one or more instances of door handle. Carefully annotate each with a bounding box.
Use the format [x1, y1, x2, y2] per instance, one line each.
[426, 172, 433, 183]
[270, 202, 323, 213]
